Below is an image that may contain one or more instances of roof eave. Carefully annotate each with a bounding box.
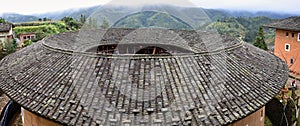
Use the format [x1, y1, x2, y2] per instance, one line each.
[263, 25, 300, 31]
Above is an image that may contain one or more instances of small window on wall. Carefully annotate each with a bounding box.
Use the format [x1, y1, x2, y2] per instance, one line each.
[285, 44, 290, 51]
[298, 33, 300, 41]
[292, 33, 295, 37]
[291, 58, 294, 64]
[286, 32, 289, 37]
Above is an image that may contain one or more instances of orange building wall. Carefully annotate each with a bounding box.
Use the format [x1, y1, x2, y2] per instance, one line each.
[23, 109, 62, 126]
[229, 107, 265, 126]
[274, 29, 300, 74]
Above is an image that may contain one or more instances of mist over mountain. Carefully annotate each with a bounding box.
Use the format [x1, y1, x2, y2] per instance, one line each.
[1, 3, 299, 24]
[224, 10, 298, 19]
[1, 13, 39, 23]
[34, 5, 100, 21]
[112, 11, 194, 30]
[84, 4, 215, 29]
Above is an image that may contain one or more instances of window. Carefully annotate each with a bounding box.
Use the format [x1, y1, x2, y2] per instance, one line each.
[292, 33, 295, 37]
[298, 33, 300, 41]
[286, 32, 289, 37]
[291, 58, 294, 64]
[285, 44, 290, 51]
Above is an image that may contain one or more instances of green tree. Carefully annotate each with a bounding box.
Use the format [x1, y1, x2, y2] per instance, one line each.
[100, 18, 109, 29]
[80, 14, 86, 24]
[43, 17, 51, 21]
[0, 18, 6, 23]
[0, 39, 16, 59]
[253, 26, 268, 50]
[12, 39, 17, 49]
[87, 17, 97, 29]
[23, 40, 33, 47]
[61, 17, 82, 30]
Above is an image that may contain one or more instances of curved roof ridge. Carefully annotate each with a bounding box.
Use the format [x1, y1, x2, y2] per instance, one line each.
[0, 28, 289, 126]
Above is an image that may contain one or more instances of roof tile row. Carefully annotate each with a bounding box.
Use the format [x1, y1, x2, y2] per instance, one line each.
[0, 29, 288, 125]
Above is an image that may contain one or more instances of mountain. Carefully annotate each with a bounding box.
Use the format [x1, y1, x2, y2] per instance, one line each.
[82, 5, 227, 29]
[1, 13, 39, 23]
[112, 11, 193, 29]
[34, 5, 100, 21]
[206, 18, 247, 38]
[225, 10, 299, 19]
[1, 4, 299, 23]
[204, 9, 232, 21]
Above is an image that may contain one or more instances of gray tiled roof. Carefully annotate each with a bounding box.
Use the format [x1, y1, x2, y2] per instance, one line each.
[0, 23, 12, 32]
[0, 28, 288, 125]
[264, 16, 300, 31]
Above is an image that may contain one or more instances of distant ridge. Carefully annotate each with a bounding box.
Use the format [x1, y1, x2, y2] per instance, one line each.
[112, 11, 194, 30]
[224, 10, 299, 19]
[1, 13, 39, 23]
[1, 4, 299, 23]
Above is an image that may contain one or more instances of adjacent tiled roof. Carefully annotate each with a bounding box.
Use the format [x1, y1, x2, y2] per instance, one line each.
[0, 23, 12, 32]
[264, 16, 300, 31]
[0, 28, 289, 126]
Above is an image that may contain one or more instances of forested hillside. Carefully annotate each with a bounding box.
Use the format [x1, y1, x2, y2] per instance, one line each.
[1, 4, 295, 46]
[112, 11, 193, 30]
[206, 16, 276, 44]
[1, 13, 39, 23]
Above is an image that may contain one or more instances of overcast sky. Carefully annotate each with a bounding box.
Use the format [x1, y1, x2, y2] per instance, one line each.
[0, 0, 299, 15]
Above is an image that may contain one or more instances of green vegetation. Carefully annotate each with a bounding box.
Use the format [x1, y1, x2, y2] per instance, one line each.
[0, 18, 6, 23]
[253, 26, 268, 50]
[0, 39, 17, 59]
[206, 17, 246, 37]
[206, 16, 276, 45]
[264, 116, 273, 126]
[13, 17, 83, 42]
[14, 23, 64, 42]
[0, 16, 83, 60]
[1, 13, 39, 23]
[61, 17, 82, 30]
[100, 18, 110, 29]
[80, 14, 86, 24]
[236, 16, 276, 43]
[85, 17, 98, 29]
[113, 11, 193, 30]
[14, 21, 57, 27]
[23, 40, 33, 47]
[38, 17, 52, 22]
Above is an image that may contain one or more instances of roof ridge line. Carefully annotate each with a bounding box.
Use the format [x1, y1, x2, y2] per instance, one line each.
[41, 39, 244, 58]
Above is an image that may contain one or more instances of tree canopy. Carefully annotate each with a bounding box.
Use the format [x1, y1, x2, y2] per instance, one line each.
[61, 17, 82, 30]
[0, 18, 6, 23]
[253, 26, 268, 50]
[100, 18, 109, 29]
[0, 39, 17, 59]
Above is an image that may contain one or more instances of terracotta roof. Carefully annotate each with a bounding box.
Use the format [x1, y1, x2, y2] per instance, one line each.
[264, 16, 300, 31]
[0, 23, 12, 32]
[0, 28, 289, 125]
